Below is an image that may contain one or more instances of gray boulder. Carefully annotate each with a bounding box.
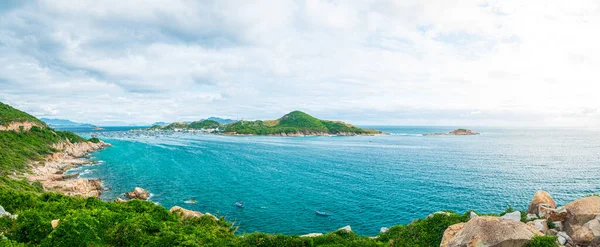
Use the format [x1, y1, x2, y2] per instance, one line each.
[446, 216, 542, 247]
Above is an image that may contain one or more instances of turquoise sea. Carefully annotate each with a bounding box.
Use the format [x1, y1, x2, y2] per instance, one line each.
[67, 126, 600, 236]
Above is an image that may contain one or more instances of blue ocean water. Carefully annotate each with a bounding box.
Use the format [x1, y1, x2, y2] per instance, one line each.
[70, 126, 600, 236]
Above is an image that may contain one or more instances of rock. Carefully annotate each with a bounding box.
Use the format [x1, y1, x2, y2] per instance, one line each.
[116, 198, 126, 202]
[469, 211, 478, 220]
[553, 221, 563, 231]
[557, 231, 571, 245]
[0, 206, 6, 216]
[170, 206, 204, 220]
[501, 211, 522, 221]
[380, 227, 389, 233]
[526, 219, 549, 233]
[590, 236, 600, 247]
[445, 216, 542, 247]
[547, 229, 558, 236]
[338, 225, 352, 232]
[126, 187, 150, 200]
[528, 190, 556, 215]
[526, 213, 538, 221]
[546, 207, 568, 222]
[564, 196, 600, 245]
[51, 219, 60, 229]
[300, 233, 323, 237]
[440, 223, 465, 247]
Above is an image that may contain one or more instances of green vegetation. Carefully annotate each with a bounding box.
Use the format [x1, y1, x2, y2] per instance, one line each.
[0, 102, 557, 246]
[525, 236, 558, 247]
[0, 126, 88, 175]
[0, 102, 47, 127]
[224, 111, 379, 135]
[88, 137, 101, 143]
[0, 101, 89, 175]
[188, 120, 222, 129]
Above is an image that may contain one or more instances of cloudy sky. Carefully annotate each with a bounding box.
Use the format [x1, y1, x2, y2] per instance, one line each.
[1, 0, 599, 126]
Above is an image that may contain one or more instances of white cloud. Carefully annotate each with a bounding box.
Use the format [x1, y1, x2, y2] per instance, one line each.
[0, 0, 599, 126]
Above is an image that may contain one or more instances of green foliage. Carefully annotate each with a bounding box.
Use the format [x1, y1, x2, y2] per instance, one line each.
[189, 120, 222, 130]
[378, 211, 467, 247]
[164, 122, 190, 130]
[237, 230, 385, 247]
[0, 101, 97, 175]
[88, 137, 101, 143]
[525, 236, 558, 247]
[223, 111, 380, 135]
[0, 102, 47, 127]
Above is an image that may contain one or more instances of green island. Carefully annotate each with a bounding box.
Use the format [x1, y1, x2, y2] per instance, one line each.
[0, 101, 590, 247]
[150, 111, 381, 136]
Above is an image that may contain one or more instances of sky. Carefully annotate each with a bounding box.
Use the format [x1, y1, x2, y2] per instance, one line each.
[1, 0, 600, 126]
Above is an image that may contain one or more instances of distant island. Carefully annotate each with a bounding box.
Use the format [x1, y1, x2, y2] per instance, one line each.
[148, 111, 380, 136]
[40, 118, 95, 128]
[424, 128, 480, 136]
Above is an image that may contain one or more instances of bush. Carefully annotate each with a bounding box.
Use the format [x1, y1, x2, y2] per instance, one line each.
[525, 236, 558, 247]
[88, 137, 101, 143]
[378, 211, 467, 247]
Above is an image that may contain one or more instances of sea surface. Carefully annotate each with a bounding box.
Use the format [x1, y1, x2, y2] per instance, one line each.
[66, 126, 600, 236]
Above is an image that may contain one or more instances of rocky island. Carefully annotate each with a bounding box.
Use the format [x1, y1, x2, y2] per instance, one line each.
[424, 128, 480, 136]
[150, 110, 381, 136]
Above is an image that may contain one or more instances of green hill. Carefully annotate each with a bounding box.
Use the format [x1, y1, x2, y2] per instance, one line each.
[0, 102, 47, 127]
[154, 120, 223, 130]
[188, 120, 222, 129]
[0, 102, 89, 174]
[223, 111, 379, 135]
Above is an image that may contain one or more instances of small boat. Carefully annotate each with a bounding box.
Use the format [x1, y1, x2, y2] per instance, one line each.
[315, 210, 332, 216]
[184, 200, 197, 204]
[235, 201, 245, 208]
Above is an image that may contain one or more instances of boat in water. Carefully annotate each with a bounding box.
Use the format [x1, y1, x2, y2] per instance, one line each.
[315, 210, 332, 216]
[184, 199, 197, 204]
[235, 201, 245, 208]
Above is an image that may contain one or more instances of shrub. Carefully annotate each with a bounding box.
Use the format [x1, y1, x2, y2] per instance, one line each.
[525, 236, 558, 247]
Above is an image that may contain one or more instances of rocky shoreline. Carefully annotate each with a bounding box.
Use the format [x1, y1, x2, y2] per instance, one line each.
[440, 190, 600, 247]
[24, 139, 111, 197]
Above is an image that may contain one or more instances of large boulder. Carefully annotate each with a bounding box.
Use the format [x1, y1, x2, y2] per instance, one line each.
[564, 196, 600, 245]
[445, 216, 542, 247]
[528, 190, 556, 215]
[170, 206, 204, 220]
[440, 223, 465, 247]
[126, 187, 150, 200]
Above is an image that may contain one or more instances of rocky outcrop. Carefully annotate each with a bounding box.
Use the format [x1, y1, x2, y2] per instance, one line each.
[444, 216, 541, 247]
[440, 223, 465, 247]
[126, 187, 150, 200]
[563, 196, 600, 245]
[0, 121, 44, 132]
[424, 129, 479, 136]
[528, 190, 556, 216]
[25, 139, 110, 198]
[170, 206, 204, 220]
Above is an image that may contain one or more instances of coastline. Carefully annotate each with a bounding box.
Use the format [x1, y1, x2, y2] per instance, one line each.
[23, 139, 111, 197]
